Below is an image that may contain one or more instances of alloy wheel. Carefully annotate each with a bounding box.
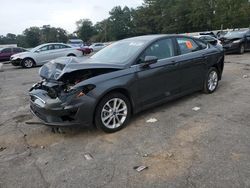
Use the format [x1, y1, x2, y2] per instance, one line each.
[101, 98, 128, 129]
[240, 45, 245, 54]
[24, 59, 33, 68]
[208, 70, 218, 92]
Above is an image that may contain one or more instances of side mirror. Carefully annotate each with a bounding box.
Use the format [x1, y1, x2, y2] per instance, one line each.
[143, 56, 158, 67]
[35, 50, 41, 53]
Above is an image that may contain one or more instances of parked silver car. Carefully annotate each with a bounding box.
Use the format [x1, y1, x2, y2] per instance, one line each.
[89, 43, 106, 52]
[10, 43, 83, 68]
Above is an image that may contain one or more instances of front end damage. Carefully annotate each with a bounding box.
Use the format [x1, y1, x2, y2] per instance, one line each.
[29, 58, 121, 127]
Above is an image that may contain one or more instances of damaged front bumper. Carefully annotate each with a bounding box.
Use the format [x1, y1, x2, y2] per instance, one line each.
[11, 58, 22, 66]
[29, 84, 96, 127]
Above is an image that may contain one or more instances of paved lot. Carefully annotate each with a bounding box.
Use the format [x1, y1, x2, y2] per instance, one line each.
[0, 54, 250, 188]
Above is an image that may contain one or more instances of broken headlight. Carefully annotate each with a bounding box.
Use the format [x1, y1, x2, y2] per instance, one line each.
[75, 84, 96, 98]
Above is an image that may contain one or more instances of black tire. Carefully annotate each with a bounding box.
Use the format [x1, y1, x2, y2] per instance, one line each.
[21, 58, 35, 68]
[95, 92, 131, 133]
[239, 44, 245, 54]
[203, 67, 219, 94]
[67, 54, 76, 57]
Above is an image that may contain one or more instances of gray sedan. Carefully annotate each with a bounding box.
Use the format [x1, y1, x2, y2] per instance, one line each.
[29, 34, 224, 133]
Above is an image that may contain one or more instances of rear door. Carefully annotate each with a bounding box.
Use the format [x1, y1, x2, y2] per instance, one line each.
[174, 37, 207, 92]
[134, 38, 181, 109]
[59, 44, 73, 57]
[52, 44, 65, 58]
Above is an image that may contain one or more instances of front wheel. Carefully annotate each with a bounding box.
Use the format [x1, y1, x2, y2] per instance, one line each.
[22, 58, 35, 68]
[239, 44, 245, 54]
[95, 92, 131, 133]
[203, 67, 219, 94]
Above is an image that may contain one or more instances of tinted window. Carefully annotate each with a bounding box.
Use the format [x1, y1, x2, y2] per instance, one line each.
[224, 31, 247, 38]
[54, 44, 61, 49]
[13, 48, 23, 53]
[54, 44, 70, 49]
[143, 38, 175, 60]
[95, 44, 104, 46]
[61, 44, 71, 49]
[177, 38, 200, 54]
[2, 48, 12, 53]
[39, 45, 54, 52]
[196, 39, 208, 49]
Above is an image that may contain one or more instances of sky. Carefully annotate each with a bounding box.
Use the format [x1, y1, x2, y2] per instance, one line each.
[0, 0, 143, 35]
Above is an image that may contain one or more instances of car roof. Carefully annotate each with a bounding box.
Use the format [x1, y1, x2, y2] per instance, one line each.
[118, 34, 198, 45]
[229, 29, 249, 33]
[68, 39, 83, 42]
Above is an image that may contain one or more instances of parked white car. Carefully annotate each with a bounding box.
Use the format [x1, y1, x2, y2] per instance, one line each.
[89, 43, 106, 52]
[10, 43, 83, 68]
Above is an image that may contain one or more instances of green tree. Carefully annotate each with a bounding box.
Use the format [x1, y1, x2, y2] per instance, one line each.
[76, 19, 96, 42]
[40, 25, 68, 43]
[23, 27, 41, 47]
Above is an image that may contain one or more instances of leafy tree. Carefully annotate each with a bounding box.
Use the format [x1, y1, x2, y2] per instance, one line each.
[40, 25, 68, 43]
[23, 27, 41, 47]
[76, 19, 96, 42]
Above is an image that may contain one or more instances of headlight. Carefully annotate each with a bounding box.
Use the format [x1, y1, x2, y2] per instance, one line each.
[75, 84, 96, 98]
[232, 40, 241, 44]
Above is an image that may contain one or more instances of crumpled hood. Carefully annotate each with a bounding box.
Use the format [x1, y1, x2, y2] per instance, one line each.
[39, 57, 125, 81]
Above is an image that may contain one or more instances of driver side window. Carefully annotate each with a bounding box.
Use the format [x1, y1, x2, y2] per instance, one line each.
[139, 38, 175, 63]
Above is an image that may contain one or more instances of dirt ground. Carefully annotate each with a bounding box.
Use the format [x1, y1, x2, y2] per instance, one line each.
[0, 54, 250, 188]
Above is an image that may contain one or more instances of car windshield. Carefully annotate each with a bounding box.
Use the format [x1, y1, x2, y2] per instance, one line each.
[224, 30, 247, 39]
[90, 40, 146, 64]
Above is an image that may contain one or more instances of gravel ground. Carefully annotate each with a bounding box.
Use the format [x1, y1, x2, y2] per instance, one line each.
[0, 54, 250, 188]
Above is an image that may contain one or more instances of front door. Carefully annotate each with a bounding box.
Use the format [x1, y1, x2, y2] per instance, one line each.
[36, 45, 55, 65]
[134, 38, 181, 109]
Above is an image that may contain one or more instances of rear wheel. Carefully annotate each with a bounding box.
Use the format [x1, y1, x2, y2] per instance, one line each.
[95, 92, 131, 133]
[22, 58, 35, 68]
[203, 67, 219, 94]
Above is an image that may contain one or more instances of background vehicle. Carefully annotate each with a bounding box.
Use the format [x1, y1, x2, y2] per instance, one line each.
[29, 35, 224, 133]
[10, 43, 83, 68]
[220, 29, 250, 54]
[0, 47, 27, 61]
[67, 39, 84, 48]
[195, 35, 223, 49]
[89, 43, 106, 52]
[200, 32, 217, 38]
[78, 46, 93, 55]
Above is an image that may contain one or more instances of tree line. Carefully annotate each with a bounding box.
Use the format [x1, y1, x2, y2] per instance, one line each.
[1, 0, 250, 48]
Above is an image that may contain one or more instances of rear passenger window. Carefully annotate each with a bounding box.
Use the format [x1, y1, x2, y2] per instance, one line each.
[143, 38, 175, 60]
[196, 39, 208, 49]
[177, 38, 200, 54]
[13, 48, 23, 53]
[54, 45, 61, 49]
